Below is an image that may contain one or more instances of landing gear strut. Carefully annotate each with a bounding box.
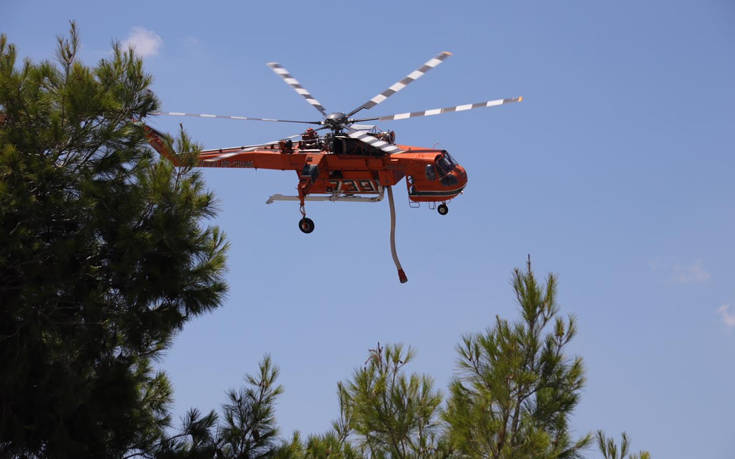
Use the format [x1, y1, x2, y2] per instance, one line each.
[298, 217, 315, 233]
[437, 203, 449, 215]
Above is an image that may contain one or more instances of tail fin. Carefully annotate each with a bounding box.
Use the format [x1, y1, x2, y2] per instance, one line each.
[140, 123, 181, 166]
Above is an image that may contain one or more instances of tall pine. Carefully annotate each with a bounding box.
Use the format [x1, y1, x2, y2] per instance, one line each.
[0, 23, 228, 457]
[341, 344, 443, 458]
[443, 259, 590, 458]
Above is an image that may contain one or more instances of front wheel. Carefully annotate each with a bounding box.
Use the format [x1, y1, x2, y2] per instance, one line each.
[298, 217, 315, 233]
[437, 203, 449, 215]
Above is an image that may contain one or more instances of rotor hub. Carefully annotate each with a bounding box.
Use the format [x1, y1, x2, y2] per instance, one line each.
[324, 112, 348, 129]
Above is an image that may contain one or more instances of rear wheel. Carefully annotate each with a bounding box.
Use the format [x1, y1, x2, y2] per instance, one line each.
[437, 203, 449, 215]
[298, 217, 315, 233]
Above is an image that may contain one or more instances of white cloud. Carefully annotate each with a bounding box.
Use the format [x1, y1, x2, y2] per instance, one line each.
[649, 259, 710, 284]
[672, 260, 710, 284]
[717, 305, 735, 328]
[121, 27, 162, 58]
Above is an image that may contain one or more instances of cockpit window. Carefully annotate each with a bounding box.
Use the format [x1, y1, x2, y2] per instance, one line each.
[435, 151, 456, 175]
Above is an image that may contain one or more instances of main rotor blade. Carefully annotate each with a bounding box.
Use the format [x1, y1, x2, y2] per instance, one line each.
[150, 111, 322, 125]
[346, 127, 402, 154]
[352, 97, 522, 122]
[266, 62, 328, 117]
[199, 127, 329, 161]
[199, 134, 304, 162]
[349, 124, 376, 131]
[346, 51, 452, 118]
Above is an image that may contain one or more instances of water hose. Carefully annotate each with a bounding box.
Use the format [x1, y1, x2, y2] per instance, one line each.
[386, 186, 407, 283]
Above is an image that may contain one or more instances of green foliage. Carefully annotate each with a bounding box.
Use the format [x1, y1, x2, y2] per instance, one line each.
[271, 345, 443, 459]
[271, 384, 360, 458]
[0, 23, 228, 457]
[443, 259, 590, 458]
[273, 431, 360, 459]
[218, 355, 283, 457]
[152, 356, 283, 458]
[596, 431, 651, 459]
[269, 260, 603, 459]
[339, 343, 443, 458]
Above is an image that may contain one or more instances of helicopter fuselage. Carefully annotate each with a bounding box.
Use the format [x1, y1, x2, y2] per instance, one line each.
[190, 139, 468, 204]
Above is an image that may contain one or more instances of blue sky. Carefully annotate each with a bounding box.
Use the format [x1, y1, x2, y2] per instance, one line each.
[3, 1, 735, 456]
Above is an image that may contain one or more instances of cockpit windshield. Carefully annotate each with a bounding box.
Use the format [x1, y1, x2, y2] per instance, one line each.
[435, 151, 457, 175]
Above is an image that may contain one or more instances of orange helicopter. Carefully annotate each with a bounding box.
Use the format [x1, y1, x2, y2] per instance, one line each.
[143, 51, 521, 283]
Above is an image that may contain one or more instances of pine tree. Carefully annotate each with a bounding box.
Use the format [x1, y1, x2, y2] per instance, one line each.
[0, 23, 228, 457]
[217, 355, 283, 457]
[443, 258, 590, 458]
[272, 344, 443, 459]
[339, 343, 443, 458]
[273, 431, 360, 459]
[271, 384, 360, 459]
[596, 431, 651, 459]
[154, 356, 283, 459]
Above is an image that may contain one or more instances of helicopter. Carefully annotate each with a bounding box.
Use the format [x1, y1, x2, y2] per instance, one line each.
[143, 51, 521, 283]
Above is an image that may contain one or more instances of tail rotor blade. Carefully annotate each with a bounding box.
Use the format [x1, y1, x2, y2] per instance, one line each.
[346, 51, 452, 118]
[266, 62, 328, 117]
[353, 97, 522, 122]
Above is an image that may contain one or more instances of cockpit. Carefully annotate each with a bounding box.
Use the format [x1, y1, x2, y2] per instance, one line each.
[435, 151, 458, 175]
[411, 149, 468, 202]
[435, 151, 460, 186]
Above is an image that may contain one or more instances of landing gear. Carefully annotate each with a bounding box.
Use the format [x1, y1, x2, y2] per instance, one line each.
[298, 217, 315, 233]
[437, 203, 449, 215]
[297, 200, 314, 234]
